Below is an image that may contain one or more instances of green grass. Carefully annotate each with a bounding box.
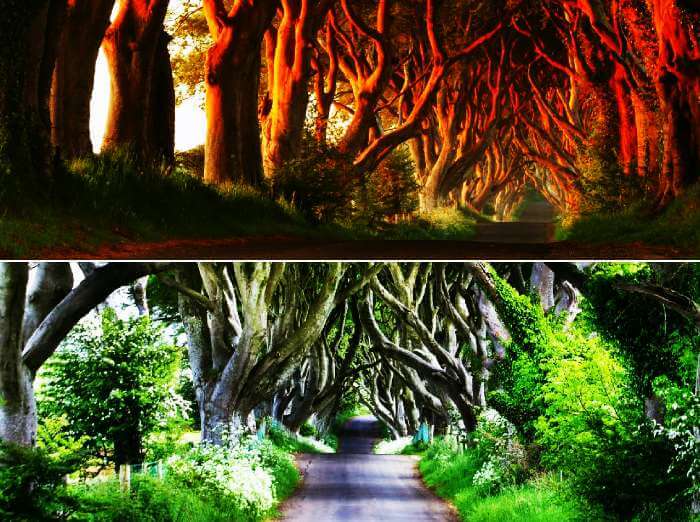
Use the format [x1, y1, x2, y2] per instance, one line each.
[0, 152, 481, 256]
[69, 474, 266, 522]
[418, 438, 592, 522]
[266, 423, 335, 454]
[556, 184, 700, 254]
[380, 207, 479, 240]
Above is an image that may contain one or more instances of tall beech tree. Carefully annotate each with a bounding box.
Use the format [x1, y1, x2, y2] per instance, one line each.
[50, 0, 115, 158]
[0, 263, 166, 447]
[203, 0, 276, 185]
[358, 263, 508, 432]
[174, 262, 380, 442]
[261, 0, 335, 174]
[102, 0, 174, 164]
[0, 1, 66, 183]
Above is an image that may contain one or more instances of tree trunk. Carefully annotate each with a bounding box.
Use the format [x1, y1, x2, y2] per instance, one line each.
[205, 47, 265, 185]
[263, 3, 314, 176]
[114, 430, 143, 470]
[50, 0, 114, 158]
[203, 1, 276, 186]
[0, 264, 32, 446]
[102, 0, 170, 163]
[147, 30, 175, 167]
[0, 1, 66, 186]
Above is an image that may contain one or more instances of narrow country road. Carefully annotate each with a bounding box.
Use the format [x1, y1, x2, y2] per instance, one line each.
[473, 199, 555, 244]
[280, 416, 455, 522]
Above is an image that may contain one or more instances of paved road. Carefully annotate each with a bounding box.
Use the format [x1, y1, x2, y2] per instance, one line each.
[473, 200, 555, 244]
[279, 416, 455, 522]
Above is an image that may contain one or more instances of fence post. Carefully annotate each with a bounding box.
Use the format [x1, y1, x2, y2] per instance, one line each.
[119, 464, 131, 493]
[157, 460, 164, 480]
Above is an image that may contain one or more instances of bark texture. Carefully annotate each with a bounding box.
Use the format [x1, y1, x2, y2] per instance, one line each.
[50, 0, 115, 158]
[203, 0, 276, 186]
[102, 0, 173, 164]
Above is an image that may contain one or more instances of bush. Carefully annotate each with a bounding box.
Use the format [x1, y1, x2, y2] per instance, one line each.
[471, 410, 527, 494]
[0, 442, 83, 521]
[275, 135, 418, 225]
[167, 441, 276, 520]
[418, 438, 587, 522]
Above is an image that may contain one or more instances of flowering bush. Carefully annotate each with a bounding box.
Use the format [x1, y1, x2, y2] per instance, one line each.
[168, 440, 278, 519]
[471, 409, 526, 493]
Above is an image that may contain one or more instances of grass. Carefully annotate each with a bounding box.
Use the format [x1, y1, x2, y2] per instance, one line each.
[374, 436, 414, 455]
[418, 438, 591, 522]
[0, 152, 483, 256]
[556, 184, 700, 255]
[266, 423, 335, 454]
[381, 207, 479, 240]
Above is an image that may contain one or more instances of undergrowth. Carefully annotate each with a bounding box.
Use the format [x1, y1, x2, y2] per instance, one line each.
[0, 151, 480, 257]
[556, 184, 700, 254]
[418, 438, 594, 522]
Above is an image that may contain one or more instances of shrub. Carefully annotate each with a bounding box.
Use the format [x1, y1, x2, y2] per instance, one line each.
[167, 442, 276, 520]
[471, 409, 527, 493]
[0, 442, 83, 521]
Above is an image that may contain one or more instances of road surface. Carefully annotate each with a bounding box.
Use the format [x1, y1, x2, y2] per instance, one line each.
[279, 416, 455, 521]
[473, 199, 555, 244]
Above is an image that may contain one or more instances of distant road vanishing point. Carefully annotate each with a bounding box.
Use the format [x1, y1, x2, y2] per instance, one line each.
[279, 416, 455, 522]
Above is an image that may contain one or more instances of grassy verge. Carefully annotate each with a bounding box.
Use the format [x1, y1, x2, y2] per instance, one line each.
[0, 153, 482, 256]
[373, 436, 414, 455]
[267, 423, 336, 454]
[417, 438, 594, 522]
[556, 185, 700, 254]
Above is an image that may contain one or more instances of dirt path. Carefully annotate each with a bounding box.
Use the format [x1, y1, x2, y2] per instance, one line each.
[279, 416, 455, 522]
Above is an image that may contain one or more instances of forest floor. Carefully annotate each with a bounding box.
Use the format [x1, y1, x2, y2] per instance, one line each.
[279, 416, 456, 522]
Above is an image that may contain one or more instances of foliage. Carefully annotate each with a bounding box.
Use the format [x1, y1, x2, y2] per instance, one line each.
[557, 184, 700, 255]
[167, 442, 276, 519]
[70, 473, 260, 522]
[487, 272, 552, 432]
[39, 308, 184, 465]
[0, 441, 84, 521]
[274, 136, 357, 223]
[533, 332, 691, 519]
[418, 438, 586, 521]
[275, 135, 419, 225]
[471, 409, 527, 494]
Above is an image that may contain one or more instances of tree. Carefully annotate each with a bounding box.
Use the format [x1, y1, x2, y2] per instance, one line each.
[41, 308, 180, 469]
[0, 1, 66, 187]
[202, 0, 276, 185]
[0, 262, 168, 447]
[50, 0, 115, 158]
[102, 0, 175, 165]
[172, 262, 379, 443]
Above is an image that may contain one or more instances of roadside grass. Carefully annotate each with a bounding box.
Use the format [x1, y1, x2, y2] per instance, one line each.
[418, 438, 593, 522]
[267, 423, 335, 454]
[556, 184, 700, 254]
[0, 152, 482, 256]
[374, 436, 414, 455]
[380, 207, 479, 240]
